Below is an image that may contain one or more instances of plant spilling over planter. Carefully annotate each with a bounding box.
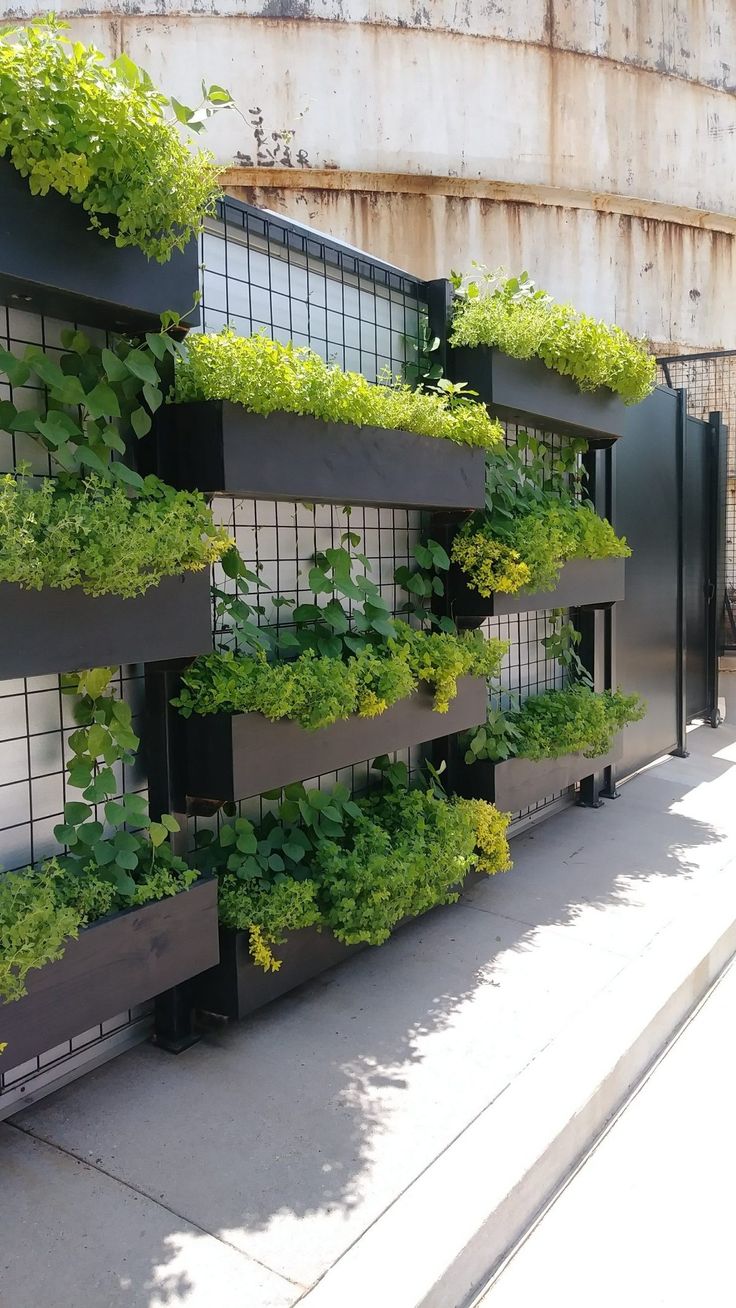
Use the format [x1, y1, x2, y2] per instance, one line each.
[196, 764, 511, 971]
[450, 433, 629, 598]
[174, 330, 504, 449]
[0, 19, 229, 262]
[464, 685, 645, 765]
[174, 627, 506, 727]
[0, 667, 200, 1004]
[0, 472, 229, 597]
[449, 267, 656, 403]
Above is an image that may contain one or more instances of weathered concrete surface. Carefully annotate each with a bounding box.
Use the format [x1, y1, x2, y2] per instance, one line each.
[7, 3, 734, 346]
[4, 718, 736, 1306]
[477, 955, 736, 1307]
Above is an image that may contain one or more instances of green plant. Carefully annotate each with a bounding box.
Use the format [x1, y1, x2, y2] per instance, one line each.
[0, 317, 193, 487]
[0, 470, 230, 597]
[449, 267, 656, 403]
[0, 19, 228, 261]
[463, 705, 522, 765]
[541, 609, 592, 688]
[465, 685, 645, 765]
[173, 625, 507, 725]
[394, 537, 456, 630]
[174, 329, 504, 449]
[452, 500, 630, 597]
[197, 776, 511, 969]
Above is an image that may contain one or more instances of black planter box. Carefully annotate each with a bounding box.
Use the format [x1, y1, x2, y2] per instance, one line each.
[0, 571, 213, 681]
[0, 159, 200, 333]
[448, 346, 628, 446]
[174, 676, 488, 812]
[194, 925, 365, 1020]
[146, 401, 486, 510]
[444, 556, 626, 621]
[0, 876, 218, 1071]
[447, 740, 621, 811]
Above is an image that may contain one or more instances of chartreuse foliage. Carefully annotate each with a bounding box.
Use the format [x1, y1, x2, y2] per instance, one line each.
[451, 432, 630, 597]
[0, 19, 228, 261]
[465, 685, 645, 766]
[197, 766, 512, 970]
[0, 669, 196, 1004]
[174, 532, 508, 725]
[449, 267, 656, 403]
[0, 470, 229, 598]
[174, 329, 504, 450]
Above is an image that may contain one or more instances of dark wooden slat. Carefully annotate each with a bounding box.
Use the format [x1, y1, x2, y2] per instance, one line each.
[445, 557, 626, 620]
[146, 401, 487, 510]
[0, 878, 219, 1070]
[0, 158, 199, 332]
[175, 677, 488, 811]
[448, 345, 628, 446]
[0, 571, 213, 680]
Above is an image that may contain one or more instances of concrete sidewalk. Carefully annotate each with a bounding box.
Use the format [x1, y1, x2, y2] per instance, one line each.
[3, 719, 736, 1307]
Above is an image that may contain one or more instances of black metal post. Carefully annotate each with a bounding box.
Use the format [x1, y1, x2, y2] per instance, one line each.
[424, 277, 454, 376]
[600, 441, 620, 798]
[577, 444, 606, 807]
[672, 389, 689, 757]
[145, 660, 200, 1053]
[707, 411, 727, 726]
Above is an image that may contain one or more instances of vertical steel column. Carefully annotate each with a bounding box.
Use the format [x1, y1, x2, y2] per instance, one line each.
[672, 389, 689, 757]
[707, 411, 727, 725]
[145, 659, 201, 1053]
[576, 444, 605, 807]
[425, 277, 454, 376]
[600, 440, 620, 797]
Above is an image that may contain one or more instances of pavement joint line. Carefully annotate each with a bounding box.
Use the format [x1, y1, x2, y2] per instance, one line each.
[3, 1119, 307, 1295]
[467, 949, 736, 1307]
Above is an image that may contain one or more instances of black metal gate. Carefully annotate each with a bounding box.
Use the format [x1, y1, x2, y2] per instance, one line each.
[614, 384, 725, 780]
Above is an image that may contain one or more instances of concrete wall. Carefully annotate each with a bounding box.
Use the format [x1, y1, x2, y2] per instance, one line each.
[6, 1, 736, 348]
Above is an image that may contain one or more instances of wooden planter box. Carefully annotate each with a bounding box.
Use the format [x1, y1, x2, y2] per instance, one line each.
[0, 571, 213, 681]
[0, 876, 218, 1071]
[447, 739, 621, 811]
[146, 401, 486, 510]
[448, 345, 628, 446]
[444, 556, 626, 621]
[173, 676, 488, 812]
[193, 925, 365, 1020]
[0, 158, 199, 333]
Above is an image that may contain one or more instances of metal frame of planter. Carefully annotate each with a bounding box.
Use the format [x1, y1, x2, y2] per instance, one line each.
[0, 159, 200, 333]
[442, 556, 627, 623]
[145, 401, 487, 510]
[0, 876, 218, 1071]
[170, 676, 488, 812]
[0, 571, 213, 680]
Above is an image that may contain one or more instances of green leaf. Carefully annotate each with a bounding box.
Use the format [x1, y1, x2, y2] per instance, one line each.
[131, 406, 152, 438]
[64, 801, 92, 825]
[219, 825, 236, 848]
[283, 842, 306, 863]
[85, 381, 121, 420]
[104, 800, 127, 826]
[236, 831, 258, 854]
[268, 854, 285, 871]
[35, 411, 81, 447]
[149, 821, 168, 847]
[161, 813, 180, 833]
[124, 350, 159, 384]
[145, 333, 169, 360]
[100, 424, 126, 453]
[307, 789, 330, 811]
[143, 383, 163, 413]
[91, 840, 116, 867]
[115, 848, 139, 871]
[112, 462, 145, 490]
[53, 823, 78, 845]
[102, 349, 130, 382]
[77, 820, 104, 847]
[0, 347, 30, 388]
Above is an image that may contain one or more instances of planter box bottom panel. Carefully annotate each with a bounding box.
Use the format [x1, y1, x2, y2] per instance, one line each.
[448, 743, 621, 812]
[0, 877, 219, 1071]
[0, 571, 213, 681]
[176, 677, 488, 810]
[194, 926, 366, 1020]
